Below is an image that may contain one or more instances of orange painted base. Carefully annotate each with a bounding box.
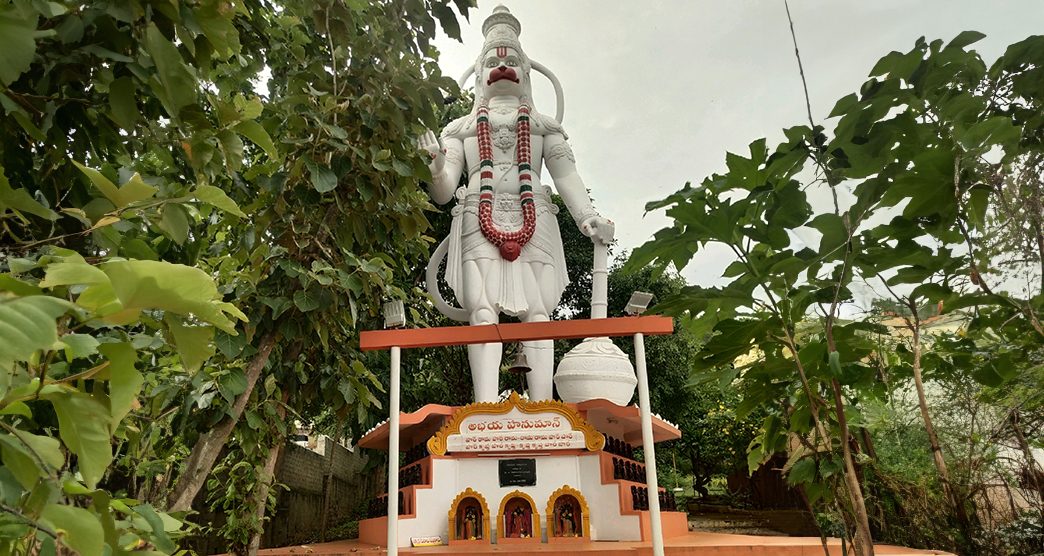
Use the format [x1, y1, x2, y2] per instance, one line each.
[255, 532, 956, 556]
[640, 510, 689, 540]
[358, 516, 386, 546]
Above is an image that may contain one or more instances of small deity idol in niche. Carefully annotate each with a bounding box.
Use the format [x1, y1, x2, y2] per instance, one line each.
[554, 498, 578, 537]
[419, 6, 614, 403]
[463, 502, 482, 538]
[509, 504, 530, 537]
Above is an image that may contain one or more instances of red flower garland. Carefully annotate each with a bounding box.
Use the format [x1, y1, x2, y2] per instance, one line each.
[476, 103, 537, 261]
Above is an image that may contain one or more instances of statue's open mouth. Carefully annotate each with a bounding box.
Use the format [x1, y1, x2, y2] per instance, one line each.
[487, 67, 520, 85]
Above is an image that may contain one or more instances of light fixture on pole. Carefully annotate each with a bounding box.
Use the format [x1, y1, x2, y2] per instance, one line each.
[383, 300, 406, 329]
[382, 300, 405, 554]
[628, 289, 664, 556]
[625, 291, 654, 316]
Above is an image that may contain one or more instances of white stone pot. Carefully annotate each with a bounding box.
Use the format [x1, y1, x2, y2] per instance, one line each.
[554, 337, 637, 405]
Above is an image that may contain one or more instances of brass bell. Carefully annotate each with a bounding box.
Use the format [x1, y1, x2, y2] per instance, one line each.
[507, 345, 531, 375]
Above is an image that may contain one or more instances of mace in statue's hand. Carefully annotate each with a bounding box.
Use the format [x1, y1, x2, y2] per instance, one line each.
[417, 130, 445, 173]
[581, 216, 615, 245]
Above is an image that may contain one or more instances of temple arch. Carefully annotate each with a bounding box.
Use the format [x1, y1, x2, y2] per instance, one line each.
[496, 490, 541, 542]
[545, 485, 591, 539]
[447, 488, 491, 543]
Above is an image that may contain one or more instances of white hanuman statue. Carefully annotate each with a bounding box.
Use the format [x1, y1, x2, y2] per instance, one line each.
[420, 6, 613, 403]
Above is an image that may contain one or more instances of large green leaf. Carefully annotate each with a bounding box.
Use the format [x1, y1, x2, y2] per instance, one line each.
[0, 431, 62, 488]
[39, 262, 109, 288]
[0, 5, 37, 86]
[233, 120, 278, 159]
[0, 274, 42, 296]
[786, 457, 817, 486]
[293, 289, 320, 312]
[159, 203, 190, 245]
[0, 163, 57, 220]
[108, 76, 139, 129]
[432, 2, 461, 41]
[43, 390, 112, 489]
[214, 329, 246, 358]
[0, 296, 73, 368]
[307, 160, 338, 193]
[809, 213, 848, 258]
[131, 504, 178, 554]
[59, 334, 100, 361]
[72, 162, 158, 209]
[143, 23, 197, 115]
[101, 260, 244, 333]
[194, 185, 246, 218]
[196, 1, 241, 59]
[947, 30, 986, 50]
[954, 116, 1021, 152]
[166, 317, 215, 373]
[40, 504, 104, 556]
[217, 129, 244, 171]
[216, 368, 247, 404]
[74, 282, 124, 317]
[98, 343, 142, 424]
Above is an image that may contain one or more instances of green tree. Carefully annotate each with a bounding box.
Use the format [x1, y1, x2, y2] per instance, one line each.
[631, 32, 1044, 555]
[603, 261, 761, 498]
[0, 0, 472, 553]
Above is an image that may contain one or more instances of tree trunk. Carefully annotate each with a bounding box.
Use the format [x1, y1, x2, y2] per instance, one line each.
[910, 327, 973, 534]
[796, 484, 831, 556]
[168, 331, 279, 512]
[1034, 220, 1043, 295]
[1010, 410, 1044, 516]
[829, 378, 875, 556]
[319, 425, 343, 542]
[859, 427, 878, 461]
[247, 394, 289, 556]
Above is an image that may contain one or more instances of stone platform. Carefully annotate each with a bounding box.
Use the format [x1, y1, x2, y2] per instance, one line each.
[254, 532, 954, 556]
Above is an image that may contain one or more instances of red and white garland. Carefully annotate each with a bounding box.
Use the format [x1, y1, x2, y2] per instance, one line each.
[476, 103, 536, 261]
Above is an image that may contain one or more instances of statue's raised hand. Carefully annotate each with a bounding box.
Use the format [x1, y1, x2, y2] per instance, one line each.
[581, 216, 615, 245]
[416, 130, 445, 173]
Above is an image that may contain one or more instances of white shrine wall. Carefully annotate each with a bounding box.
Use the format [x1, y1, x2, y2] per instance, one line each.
[393, 452, 640, 547]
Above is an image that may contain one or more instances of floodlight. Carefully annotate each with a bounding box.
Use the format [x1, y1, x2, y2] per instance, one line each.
[624, 291, 654, 316]
[383, 300, 406, 329]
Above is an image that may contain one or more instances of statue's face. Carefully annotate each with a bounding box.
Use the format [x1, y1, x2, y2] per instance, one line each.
[480, 46, 525, 97]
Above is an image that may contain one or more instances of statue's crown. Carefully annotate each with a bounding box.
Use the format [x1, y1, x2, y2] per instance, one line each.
[481, 5, 523, 53]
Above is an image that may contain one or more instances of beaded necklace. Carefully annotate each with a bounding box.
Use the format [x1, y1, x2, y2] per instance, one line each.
[476, 102, 536, 262]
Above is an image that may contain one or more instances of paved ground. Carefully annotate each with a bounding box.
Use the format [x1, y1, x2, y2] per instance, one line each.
[252, 532, 955, 556]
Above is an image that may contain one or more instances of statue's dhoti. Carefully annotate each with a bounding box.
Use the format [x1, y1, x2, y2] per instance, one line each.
[446, 186, 569, 317]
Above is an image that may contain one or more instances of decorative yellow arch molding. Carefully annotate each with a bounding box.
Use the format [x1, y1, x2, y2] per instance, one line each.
[496, 489, 541, 542]
[447, 488, 491, 543]
[427, 391, 605, 455]
[545, 485, 591, 539]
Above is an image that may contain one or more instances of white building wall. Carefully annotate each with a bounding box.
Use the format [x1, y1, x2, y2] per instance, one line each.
[395, 453, 641, 547]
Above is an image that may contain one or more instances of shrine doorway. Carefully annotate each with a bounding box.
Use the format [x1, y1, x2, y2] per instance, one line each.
[447, 488, 490, 544]
[546, 485, 591, 542]
[496, 490, 541, 543]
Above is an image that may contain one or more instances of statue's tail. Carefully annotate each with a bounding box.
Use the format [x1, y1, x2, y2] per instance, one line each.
[426, 237, 470, 322]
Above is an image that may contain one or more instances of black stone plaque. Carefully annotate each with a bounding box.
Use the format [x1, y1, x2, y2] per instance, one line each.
[499, 458, 536, 487]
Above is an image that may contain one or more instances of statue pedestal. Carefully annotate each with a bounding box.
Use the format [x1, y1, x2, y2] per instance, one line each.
[356, 394, 686, 548]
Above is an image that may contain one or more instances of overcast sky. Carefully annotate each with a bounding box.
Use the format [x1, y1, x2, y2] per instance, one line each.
[432, 1, 1042, 290]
